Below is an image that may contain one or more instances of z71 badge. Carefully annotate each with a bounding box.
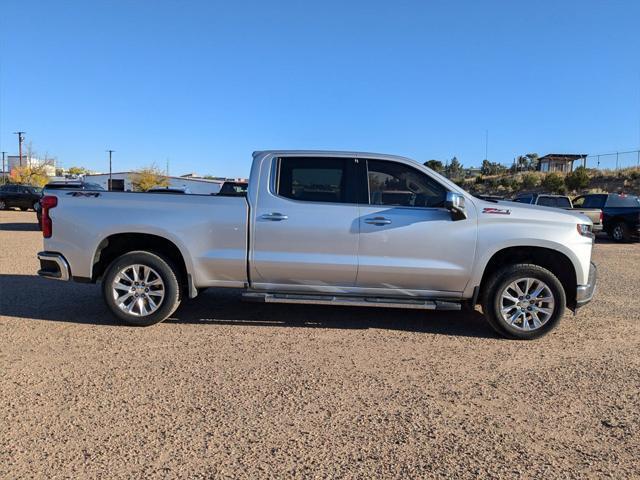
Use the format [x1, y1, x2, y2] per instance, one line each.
[482, 207, 511, 215]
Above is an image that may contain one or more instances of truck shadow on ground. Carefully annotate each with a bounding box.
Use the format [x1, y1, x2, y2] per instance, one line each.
[0, 274, 497, 339]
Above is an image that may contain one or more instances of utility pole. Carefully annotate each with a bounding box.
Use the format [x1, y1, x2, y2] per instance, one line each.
[13, 131, 25, 167]
[485, 130, 488, 161]
[106, 150, 115, 191]
[1, 152, 6, 184]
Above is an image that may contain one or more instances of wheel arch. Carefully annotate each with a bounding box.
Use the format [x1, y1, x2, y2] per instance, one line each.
[91, 232, 193, 296]
[477, 246, 578, 310]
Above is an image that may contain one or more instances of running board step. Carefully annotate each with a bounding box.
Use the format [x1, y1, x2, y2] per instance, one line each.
[242, 292, 461, 311]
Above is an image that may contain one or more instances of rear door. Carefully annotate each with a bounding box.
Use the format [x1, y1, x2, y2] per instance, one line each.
[250, 156, 360, 291]
[355, 158, 477, 295]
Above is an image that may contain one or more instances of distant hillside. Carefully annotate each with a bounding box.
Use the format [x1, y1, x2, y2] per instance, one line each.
[458, 168, 640, 198]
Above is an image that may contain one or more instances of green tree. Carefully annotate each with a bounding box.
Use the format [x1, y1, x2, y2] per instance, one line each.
[67, 166, 89, 176]
[424, 160, 444, 173]
[542, 173, 564, 193]
[481, 159, 507, 176]
[525, 153, 539, 171]
[445, 157, 463, 180]
[131, 164, 170, 191]
[564, 166, 590, 191]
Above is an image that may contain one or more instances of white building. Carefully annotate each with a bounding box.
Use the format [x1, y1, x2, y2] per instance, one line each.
[84, 172, 224, 194]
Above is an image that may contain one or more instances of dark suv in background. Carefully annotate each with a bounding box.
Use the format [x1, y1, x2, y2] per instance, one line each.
[573, 193, 640, 242]
[0, 184, 43, 210]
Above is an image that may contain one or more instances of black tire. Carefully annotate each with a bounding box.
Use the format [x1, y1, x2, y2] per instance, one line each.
[482, 264, 566, 340]
[102, 251, 182, 326]
[20, 207, 28, 211]
[609, 221, 630, 242]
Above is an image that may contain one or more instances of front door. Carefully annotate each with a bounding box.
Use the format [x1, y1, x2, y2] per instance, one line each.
[356, 159, 477, 296]
[250, 156, 360, 292]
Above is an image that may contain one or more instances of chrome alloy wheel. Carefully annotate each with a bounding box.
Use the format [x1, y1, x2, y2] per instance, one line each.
[111, 264, 165, 317]
[499, 277, 555, 331]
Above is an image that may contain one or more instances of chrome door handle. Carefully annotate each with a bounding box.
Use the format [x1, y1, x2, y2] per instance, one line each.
[261, 212, 288, 221]
[365, 217, 392, 225]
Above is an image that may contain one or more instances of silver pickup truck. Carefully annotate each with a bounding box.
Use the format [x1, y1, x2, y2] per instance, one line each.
[37, 151, 597, 339]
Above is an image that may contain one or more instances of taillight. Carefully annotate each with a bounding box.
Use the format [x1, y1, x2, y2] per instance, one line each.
[41, 195, 57, 238]
[599, 211, 603, 223]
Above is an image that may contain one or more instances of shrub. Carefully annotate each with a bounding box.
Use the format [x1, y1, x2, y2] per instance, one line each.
[542, 173, 564, 193]
[521, 173, 539, 189]
[564, 166, 590, 191]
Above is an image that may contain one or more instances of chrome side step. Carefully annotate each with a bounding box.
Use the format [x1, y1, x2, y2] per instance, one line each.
[241, 292, 461, 311]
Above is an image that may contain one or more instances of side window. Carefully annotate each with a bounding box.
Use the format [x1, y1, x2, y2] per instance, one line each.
[366, 159, 446, 208]
[556, 197, 571, 208]
[572, 196, 585, 207]
[513, 196, 531, 204]
[277, 157, 347, 204]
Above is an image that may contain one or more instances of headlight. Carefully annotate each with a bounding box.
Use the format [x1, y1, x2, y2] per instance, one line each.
[577, 224, 593, 237]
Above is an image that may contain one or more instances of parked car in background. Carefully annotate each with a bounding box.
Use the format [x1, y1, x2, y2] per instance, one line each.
[0, 184, 43, 211]
[218, 181, 248, 196]
[512, 193, 603, 232]
[513, 193, 572, 208]
[36, 150, 597, 340]
[44, 181, 105, 191]
[573, 193, 640, 242]
[475, 194, 505, 202]
[147, 187, 192, 194]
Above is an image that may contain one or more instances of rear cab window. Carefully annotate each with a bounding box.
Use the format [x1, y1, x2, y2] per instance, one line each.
[606, 194, 640, 208]
[576, 195, 606, 209]
[276, 157, 354, 204]
[514, 195, 533, 204]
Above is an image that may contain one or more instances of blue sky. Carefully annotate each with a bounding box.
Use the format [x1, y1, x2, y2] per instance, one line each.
[1, 0, 639, 176]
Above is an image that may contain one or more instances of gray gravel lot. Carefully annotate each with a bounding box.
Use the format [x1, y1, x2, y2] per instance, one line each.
[1, 209, 639, 479]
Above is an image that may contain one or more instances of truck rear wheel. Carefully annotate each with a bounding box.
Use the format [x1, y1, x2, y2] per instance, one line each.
[482, 264, 566, 340]
[610, 221, 630, 242]
[102, 251, 182, 326]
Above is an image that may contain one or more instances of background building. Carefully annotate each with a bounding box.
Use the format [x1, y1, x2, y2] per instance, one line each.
[84, 172, 224, 194]
[538, 154, 586, 173]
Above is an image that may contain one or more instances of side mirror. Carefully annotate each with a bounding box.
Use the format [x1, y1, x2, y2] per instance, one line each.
[445, 192, 467, 221]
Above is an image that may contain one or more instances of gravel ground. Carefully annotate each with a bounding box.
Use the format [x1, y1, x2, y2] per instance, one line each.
[1, 209, 639, 479]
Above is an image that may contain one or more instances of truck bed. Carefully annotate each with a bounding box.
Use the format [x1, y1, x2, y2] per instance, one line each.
[45, 190, 250, 287]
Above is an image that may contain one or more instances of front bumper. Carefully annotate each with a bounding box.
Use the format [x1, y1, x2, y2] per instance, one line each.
[576, 262, 597, 307]
[37, 252, 71, 281]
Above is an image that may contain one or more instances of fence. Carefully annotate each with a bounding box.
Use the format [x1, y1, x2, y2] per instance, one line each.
[584, 150, 640, 171]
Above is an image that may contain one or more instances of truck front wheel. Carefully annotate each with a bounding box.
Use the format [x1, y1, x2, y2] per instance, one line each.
[102, 251, 182, 326]
[482, 264, 566, 340]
